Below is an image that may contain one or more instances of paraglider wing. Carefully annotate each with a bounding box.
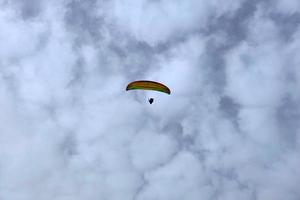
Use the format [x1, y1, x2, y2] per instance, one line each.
[126, 80, 171, 94]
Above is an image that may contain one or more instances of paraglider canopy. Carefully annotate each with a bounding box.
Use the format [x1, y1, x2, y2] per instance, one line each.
[126, 80, 171, 94]
[126, 80, 171, 104]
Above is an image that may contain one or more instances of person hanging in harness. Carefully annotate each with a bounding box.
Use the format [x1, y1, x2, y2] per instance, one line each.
[148, 98, 154, 104]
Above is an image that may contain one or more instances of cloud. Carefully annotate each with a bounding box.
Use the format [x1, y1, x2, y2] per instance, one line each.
[109, 0, 245, 45]
[0, 0, 299, 199]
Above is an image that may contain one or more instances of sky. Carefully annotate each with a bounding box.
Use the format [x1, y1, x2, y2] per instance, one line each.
[0, 0, 300, 199]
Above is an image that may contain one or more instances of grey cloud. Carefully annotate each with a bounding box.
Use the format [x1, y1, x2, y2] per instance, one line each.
[219, 96, 241, 128]
[270, 12, 300, 41]
[276, 96, 300, 149]
[1, 0, 45, 20]
[65, 0, 104, 44]
[19, 0, 42, 19]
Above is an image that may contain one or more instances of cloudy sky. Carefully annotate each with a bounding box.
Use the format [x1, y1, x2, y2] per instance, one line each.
[0, 0, 300, 199]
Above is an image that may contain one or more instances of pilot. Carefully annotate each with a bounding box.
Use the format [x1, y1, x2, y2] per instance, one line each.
[148, 98, 154, 104]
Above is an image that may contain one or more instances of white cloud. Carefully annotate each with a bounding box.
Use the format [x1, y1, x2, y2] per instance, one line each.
[0, 0, 300, 199]
[137, 151, 212, 200]
[110, 0, 245, 45]
[129, 130, 178, 171]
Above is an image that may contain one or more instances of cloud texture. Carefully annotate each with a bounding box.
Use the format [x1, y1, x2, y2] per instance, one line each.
[0, 0, 300, 199]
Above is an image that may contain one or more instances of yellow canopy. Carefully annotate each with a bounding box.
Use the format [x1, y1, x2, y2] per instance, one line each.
[126, 80, 171, 94]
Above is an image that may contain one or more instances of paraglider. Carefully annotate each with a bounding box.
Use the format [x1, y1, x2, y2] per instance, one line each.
[126, 80, 171, 104]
